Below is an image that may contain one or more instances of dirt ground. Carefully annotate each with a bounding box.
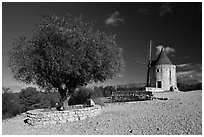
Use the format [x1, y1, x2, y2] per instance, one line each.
[2, 90, 202, 135]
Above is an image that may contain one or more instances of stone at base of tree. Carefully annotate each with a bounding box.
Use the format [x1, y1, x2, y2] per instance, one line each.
[170, 86, 179, 91]
[56, 102, 64, 111]
[90, 99, 95, 106]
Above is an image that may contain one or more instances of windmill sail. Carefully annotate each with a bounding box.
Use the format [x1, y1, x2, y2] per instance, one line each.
[146, 40, 152, 87]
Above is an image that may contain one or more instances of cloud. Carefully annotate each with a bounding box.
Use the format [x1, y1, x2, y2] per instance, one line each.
[137, 7, 152, 15]
[105, 11, 125, 26]
[177, 63, 202, 83]
[176, 64, 190, 68]
[156, 45, 176, 55]
[177, 63, 202, 71]
[160, 3, 173, 16]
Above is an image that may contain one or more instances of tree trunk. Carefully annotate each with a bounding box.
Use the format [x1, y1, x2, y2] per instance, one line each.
[62, 88, 75, 110]
[63, 95, 71, 110]
[58, 87, 75, 110]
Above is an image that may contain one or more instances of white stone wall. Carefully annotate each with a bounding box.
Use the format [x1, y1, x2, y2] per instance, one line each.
[149, 65, 177, 91]
[24, 105, 101, 126]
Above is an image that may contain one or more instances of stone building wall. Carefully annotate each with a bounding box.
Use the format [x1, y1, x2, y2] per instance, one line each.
[111, 90, 153, 102]
[149, 64, 177, 91]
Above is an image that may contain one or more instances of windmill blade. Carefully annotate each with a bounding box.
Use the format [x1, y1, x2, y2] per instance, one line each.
[149, 40, 152, 61]
[134, 60, 147, 66]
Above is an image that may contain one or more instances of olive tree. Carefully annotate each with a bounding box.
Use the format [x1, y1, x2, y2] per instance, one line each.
[9, 14, 124, 108]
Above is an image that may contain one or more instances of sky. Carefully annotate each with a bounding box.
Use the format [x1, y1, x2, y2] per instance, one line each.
[2, 2, 202, 92]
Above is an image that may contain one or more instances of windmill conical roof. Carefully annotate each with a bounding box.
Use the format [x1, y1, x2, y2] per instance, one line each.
[155, 48, 172, 65]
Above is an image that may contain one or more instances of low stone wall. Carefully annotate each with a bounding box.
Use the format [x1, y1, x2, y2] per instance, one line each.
[111, 91, 153, 102]
[24, 105, 101, 126]
[145, 87, 164, 92]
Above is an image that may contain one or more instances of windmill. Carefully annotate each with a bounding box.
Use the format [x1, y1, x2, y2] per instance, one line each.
[135, 40, 152, 87]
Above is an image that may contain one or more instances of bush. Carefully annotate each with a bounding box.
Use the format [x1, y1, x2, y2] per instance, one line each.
[69, 87, 107, 106]
[177, 82, 202, 91]
[116, 86, 145, 91]
[2, 87, 61, 119]
[2, 93, 22, 119]
[19, 87, 52, 112]
[103, 86, 116, 97]
[46, 92, 61, 107]
[92, 86, 104, 98]
[69, 87, 93, 105]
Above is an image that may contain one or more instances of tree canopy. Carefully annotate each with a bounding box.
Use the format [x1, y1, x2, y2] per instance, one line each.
[9, 14, 124, 91]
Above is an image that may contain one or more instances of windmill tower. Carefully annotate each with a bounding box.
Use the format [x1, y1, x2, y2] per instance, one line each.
[148, 48, 178, 91]
[135, 40, 178, 92]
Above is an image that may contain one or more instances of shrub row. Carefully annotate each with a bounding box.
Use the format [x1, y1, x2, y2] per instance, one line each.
[177, 82, 202, 91]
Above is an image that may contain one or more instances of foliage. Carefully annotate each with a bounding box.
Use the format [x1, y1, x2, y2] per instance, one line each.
[69, 87, 108, 106]
[19, 87, 51, 112]
[2, 87, 61, 119]
[69, 87, 93, 105]
[90, 84, 146, 98]
[2, 93, 22, 119]
[103, 86, 116, 97]
[46, 91, 61, 107]
[177, 82, 202, 91]
[8, 13, 124, 97]
[92, 86, 104, 98]
[116, 84, 145, 91]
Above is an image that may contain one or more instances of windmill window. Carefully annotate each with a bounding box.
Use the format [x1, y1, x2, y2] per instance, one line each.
[157, 81, 162, 88]
[156, 69, 159, 72]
